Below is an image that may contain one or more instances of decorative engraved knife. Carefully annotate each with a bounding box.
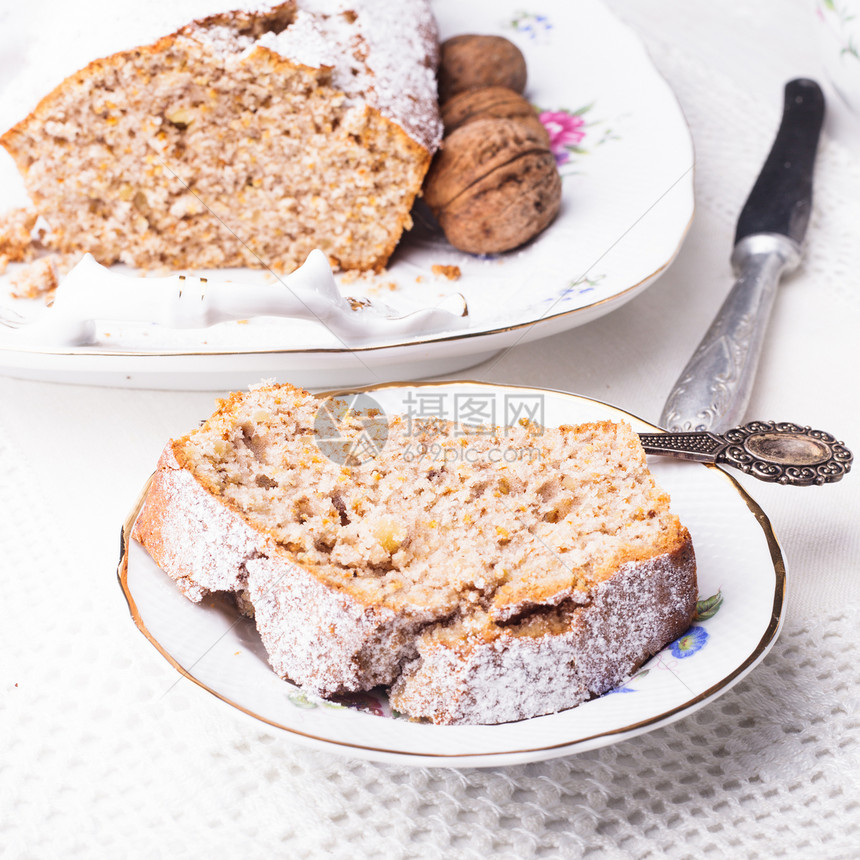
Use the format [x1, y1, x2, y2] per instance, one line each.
[652, 80, 853, 485]
[661, 79, 825, 434]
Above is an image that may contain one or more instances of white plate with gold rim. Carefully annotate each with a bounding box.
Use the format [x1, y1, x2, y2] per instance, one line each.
[0, 0, 693, 389]
[118, 383, 784, 767]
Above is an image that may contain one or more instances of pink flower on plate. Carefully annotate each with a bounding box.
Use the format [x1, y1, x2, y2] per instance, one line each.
[539, 110, 586, 165]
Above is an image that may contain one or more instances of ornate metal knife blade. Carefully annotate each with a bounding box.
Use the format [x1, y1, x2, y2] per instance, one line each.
[661, 79, 825, 434]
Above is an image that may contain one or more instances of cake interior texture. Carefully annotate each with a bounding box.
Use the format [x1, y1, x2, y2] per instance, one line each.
[134, 384, 697, 723]
[179, 387, 686, 619]
[0, 2, 438, 272]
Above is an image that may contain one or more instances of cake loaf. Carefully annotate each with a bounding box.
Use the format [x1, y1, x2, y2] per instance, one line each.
[0, 1, 442, 273]
[132, 383, 697, 725]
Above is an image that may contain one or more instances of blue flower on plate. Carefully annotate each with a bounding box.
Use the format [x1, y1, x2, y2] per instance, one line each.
[669, 625, 709, 658]
[509, 12, 553, 40]
[540, 274, 605, 310]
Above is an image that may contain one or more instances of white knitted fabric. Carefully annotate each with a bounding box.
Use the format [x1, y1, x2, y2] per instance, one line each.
[1, 1, 859, 857]
[0, 426, 857, 858]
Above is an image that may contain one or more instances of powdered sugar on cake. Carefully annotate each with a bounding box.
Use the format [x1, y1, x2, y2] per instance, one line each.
[0, 1, 441, 151]
[1, 2, 273, 130]
[258, 2, 441, 149]
[131, 384, 698, 725]
[390, 546, 696, 725]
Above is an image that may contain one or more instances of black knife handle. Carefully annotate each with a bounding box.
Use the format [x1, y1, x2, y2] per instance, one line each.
[734, 78, 825, 245]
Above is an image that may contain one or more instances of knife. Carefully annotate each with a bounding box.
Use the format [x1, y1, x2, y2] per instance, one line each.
[661, 78, 825, 434]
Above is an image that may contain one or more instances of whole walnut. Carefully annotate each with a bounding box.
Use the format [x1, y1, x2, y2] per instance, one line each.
[423, 117, 561, 255]
[437, 35, 527, 102]
[441, 86, 548, 141]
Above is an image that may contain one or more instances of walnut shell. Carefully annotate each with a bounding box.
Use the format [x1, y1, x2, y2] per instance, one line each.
[438, 35, 527, 102]
[441, 86, 548, 143]
[423, 117, 561, 254]
[424, 118, 551, 209]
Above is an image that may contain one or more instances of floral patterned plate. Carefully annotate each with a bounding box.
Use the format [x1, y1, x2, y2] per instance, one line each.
[118, 383, 785, 767]
[0, 0, 694, 389]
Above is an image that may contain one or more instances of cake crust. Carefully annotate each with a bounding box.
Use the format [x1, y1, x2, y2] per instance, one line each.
[131, 383, 698, 724]
[389, 538, 696, 724]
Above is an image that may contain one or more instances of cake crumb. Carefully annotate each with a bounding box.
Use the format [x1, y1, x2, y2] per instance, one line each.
[10, 252, 82, 301]
[339, 270, 362, 286]
[0, 207, 40, 264]
[431, 264, 461, 281]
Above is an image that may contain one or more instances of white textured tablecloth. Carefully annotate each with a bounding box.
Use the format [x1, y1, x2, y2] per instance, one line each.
[1, 1, 859, 857]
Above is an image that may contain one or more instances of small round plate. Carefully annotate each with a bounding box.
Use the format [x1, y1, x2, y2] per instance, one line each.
[118, 383, 785, 767]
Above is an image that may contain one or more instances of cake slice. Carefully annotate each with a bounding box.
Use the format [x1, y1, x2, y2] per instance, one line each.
[132, 383, 697, 724]
[0, 1, 442, 272]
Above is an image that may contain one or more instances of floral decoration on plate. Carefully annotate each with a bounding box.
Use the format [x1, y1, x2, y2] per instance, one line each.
[507, 10, 554, 42]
